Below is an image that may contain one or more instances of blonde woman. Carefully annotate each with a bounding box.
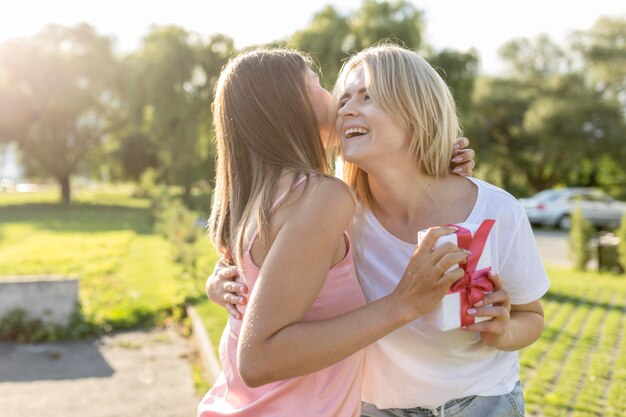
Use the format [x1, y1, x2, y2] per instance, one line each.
[198, 48, 476, 417]
[336, 45, 548, 417]
[209, 45, 549, 417]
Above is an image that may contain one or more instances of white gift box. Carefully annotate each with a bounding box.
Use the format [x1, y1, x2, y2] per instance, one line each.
[417, 221, 495, 331]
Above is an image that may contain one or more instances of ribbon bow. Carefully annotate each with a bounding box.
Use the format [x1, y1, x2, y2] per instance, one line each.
[448, 219, 496, 327]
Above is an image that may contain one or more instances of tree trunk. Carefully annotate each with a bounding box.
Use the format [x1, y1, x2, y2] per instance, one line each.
[59, 174, 71, 204]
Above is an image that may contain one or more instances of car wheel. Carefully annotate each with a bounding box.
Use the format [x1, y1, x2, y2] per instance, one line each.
[557, 214, 572, 230]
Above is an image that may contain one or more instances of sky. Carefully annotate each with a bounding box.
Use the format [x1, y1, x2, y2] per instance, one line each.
[1, 0, 624, 76]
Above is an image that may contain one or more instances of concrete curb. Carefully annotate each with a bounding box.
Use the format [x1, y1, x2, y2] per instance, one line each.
[186, 305, 222, 384]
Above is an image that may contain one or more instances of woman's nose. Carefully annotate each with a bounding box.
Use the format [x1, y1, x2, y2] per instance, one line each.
[338, 100, 357, 118]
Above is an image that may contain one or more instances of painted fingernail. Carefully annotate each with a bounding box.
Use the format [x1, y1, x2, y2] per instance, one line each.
[239, 297, 246, 304]
[239, 286, 246, 293]
[467, 308, 477, 315]
[488, 271, 496, 277]
[474, 300, 484, 307]
[463, 250, 472, 255]
[453, 167, 463, 173]
[453, 143, 460, 149]
[452, 157, 463, 163]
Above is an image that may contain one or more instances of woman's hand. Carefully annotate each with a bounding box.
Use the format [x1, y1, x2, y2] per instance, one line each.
[205, 260, 248, 320]
[462, 271, 511, 347]
[391, 226, 470, 323]
[450, 137, 475, 177]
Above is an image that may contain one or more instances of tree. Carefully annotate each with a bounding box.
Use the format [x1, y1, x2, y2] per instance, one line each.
[0, 23, 118, 203]
[429, 48, 479, 117]
[290, 5, 350, 89]
[571, 17, 626, 107]
[128, 27, 233, 203]
[467, 30, 625, 195]
[290, 0, 426, 88]
[349, 0, 423, 52]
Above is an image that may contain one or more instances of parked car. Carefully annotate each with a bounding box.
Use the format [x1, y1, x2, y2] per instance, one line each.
[519, 187, 626, 229]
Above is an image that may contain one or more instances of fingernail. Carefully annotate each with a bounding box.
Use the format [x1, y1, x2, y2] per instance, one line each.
[488, 271, 496, 277]
[474, 300, 484, 307]
[463, 250, 472, 255]
[460, 326, 467, 330]
[239, 297, 246, 304]
[235, 314, 241, 320]
[452, 157, 463, 163]
[239, 286, 245, 293]
[453, 167, 463, 173]
[453, 143, 460, 149]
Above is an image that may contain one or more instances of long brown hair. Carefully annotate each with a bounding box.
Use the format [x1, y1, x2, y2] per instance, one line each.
[208, 49, 331, 264]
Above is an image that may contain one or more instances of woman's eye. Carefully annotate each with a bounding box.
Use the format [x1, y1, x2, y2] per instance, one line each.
[363, 94, 370, 101]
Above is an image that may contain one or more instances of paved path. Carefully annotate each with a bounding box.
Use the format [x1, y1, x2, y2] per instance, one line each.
[533, 228, 598, 269]
[0, 327, 200, 417]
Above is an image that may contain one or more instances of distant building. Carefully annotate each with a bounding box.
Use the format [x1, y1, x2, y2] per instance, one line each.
[0, 143, 23, 180]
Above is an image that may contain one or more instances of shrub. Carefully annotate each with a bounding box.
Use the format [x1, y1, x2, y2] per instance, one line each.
[568, 205, 594, 270]
[0, 305, 98, 343]
[616, 213, 626, 274]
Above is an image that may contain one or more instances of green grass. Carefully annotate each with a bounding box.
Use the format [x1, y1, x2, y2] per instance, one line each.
[0, 186, 217, 331]
[521, 266, 626, 417]
[3, 188, 626, 416]
[188, 261, 626, 417]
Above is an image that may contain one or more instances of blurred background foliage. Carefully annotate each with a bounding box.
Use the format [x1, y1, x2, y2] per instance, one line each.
[0, 0, 623, 206]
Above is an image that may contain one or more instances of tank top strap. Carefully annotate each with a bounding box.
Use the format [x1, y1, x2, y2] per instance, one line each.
[246, 173, 318, 253]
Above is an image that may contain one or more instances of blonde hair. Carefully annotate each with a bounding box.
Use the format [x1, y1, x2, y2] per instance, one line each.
[333, 44, 460, 207]
[208, 48, 331, 264]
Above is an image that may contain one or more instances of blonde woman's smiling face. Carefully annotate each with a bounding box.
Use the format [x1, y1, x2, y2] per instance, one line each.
[335, 68, 410, 169]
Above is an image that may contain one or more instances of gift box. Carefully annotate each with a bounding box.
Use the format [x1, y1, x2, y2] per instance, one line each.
[417, 219, 496, 331]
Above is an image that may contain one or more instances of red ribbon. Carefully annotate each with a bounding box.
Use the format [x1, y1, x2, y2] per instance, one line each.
[448, 219, 496, 327]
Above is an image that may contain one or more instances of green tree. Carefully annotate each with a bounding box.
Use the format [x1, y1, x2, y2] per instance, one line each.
[349, 0, 423, 51]
[617, 213, 626, 273]
[429, 48, 479, 117]
[571, 16, 626, 106]
[569, 205, 594, 270]
[0, 23, 118, 203]
[290, 6, 350, 89]
[467, 30, 625, 195]
[128, 27, 233, 203]
[290, 0, 426, 88]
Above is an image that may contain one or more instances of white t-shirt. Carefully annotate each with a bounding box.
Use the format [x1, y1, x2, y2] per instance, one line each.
[354, 177, 550, 409]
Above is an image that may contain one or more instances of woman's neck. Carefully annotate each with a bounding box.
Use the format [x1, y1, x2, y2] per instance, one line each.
[366, 165, 477, 243]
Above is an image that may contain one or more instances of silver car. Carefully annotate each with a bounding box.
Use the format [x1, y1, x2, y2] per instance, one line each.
[519, 187, 626, 229]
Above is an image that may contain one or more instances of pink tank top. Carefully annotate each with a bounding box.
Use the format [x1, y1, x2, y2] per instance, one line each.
[198, 175, 367, 417]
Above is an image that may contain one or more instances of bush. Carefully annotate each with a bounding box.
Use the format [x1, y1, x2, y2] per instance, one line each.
[151, 193, 203, 277]
[0, 305, 98, 343]
[617, 213, 626, 273]
[568, 205, 595, 270]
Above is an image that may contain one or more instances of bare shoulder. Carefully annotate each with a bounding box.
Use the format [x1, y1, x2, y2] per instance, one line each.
[279, 175, 355, 229]
[303, 176, 355, 215]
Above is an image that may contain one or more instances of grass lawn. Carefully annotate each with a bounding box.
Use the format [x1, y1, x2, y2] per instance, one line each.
[521, 266, 626, 417]
[0, 186, 217, 331]
[2, 188, 625, 416]
[192, 262, 626, 417]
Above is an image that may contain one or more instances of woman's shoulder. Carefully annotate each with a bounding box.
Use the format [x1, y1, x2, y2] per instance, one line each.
[275, 173, 355, 228]
[469, 177, 528, 226]
[300, 175, 356, 216]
